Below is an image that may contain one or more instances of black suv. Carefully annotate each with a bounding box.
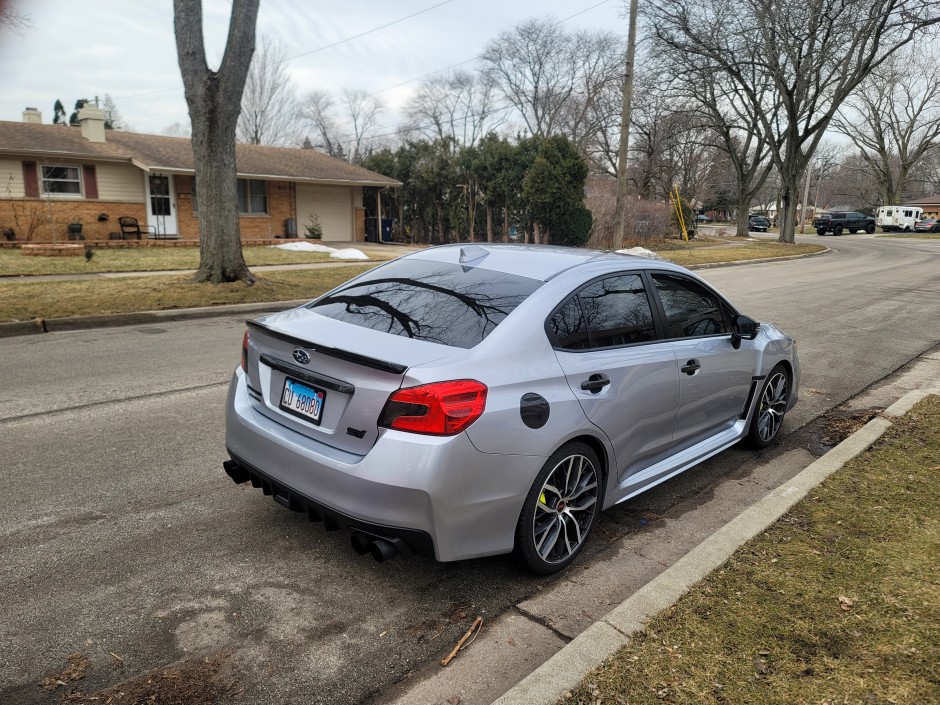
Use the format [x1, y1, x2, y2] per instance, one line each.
[812, 211, 876, 236]
[748, 215, 771, 232]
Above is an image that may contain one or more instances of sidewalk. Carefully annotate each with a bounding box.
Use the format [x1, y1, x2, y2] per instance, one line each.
[378, 349, 940, 705]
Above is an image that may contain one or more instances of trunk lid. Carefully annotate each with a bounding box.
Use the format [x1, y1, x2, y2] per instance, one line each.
[244, 307, 454, 456]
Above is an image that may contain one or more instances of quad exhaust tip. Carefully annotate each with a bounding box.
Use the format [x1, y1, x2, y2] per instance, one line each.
[224, 458, 413, 562]
[350, 532, 400, 562]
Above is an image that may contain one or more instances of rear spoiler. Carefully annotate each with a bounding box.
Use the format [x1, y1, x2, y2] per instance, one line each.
[246, 319, 408, 374]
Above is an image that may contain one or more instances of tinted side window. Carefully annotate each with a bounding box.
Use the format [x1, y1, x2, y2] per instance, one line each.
[579, 274, 656, 347]
[549, 297, 590, 349]
[652, 274, 730, 338]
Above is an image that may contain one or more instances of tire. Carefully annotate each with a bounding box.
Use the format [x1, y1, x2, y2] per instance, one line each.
[747, 364, 791, 449]
[816, 228, 827, 236]
[865, 223, 876, 234]
[515, 442, 602, 574]
[833, 225, 843, 236]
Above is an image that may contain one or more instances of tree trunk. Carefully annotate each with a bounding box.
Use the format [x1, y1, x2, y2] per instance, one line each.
[174, 0, 258, 284]
[777, 180, 799, 244]
[735, 195, 750, 237]
[486, 204, 494, 243]
[533, 221, 541, 244]
[502, 205, 509, 242]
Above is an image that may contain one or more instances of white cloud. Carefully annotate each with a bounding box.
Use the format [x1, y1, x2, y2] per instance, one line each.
[0, 0, 623, 135]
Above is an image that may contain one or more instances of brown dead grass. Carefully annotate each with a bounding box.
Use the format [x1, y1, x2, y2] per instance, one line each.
[561, 396, 940, 705]
[0, 245, 397, 277]
[0, 266, 376, 321]
[59, 652, 233, 705]
[41, 653, 90, 691]
[0, 239, 826, 322]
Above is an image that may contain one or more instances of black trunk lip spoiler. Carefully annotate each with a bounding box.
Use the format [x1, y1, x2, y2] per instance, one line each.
[246, 319, 408, 374]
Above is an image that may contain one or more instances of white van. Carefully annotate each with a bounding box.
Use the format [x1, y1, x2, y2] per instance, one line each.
[876, 206, 923, 232]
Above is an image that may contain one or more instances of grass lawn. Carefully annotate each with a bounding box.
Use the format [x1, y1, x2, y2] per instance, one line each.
[562, 395, 940, 705]
[0, 245, 397, 277]
[0, 266, 376, 321]
[0, 238, 825, 322]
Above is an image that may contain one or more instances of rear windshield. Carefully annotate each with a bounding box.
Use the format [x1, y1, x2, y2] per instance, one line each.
[308, 258, 542, 348]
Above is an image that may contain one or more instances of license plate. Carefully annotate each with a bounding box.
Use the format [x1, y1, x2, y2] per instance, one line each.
[279, 377, 326, 425]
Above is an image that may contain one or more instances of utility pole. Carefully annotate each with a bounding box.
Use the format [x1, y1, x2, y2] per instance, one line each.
[612, 0, 639, 249]
[799, 162, 813, 234]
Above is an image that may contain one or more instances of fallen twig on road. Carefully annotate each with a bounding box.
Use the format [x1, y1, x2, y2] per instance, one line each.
[441, 617, 483, 667]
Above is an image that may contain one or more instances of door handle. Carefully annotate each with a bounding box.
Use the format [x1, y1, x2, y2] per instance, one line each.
[580, 373, 610, 394]
[681, 359, 701, 375]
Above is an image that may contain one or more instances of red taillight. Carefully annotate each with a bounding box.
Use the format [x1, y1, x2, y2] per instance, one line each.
[379, 380, 487, 436]
[241, 330, 249, 371]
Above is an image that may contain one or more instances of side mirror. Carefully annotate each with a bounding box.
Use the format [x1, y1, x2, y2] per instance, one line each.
[731, 314, 759, 349]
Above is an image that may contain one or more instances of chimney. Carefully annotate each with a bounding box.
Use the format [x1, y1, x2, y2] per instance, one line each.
[22, 107, 42, 124]
[78, 104, 106, 142]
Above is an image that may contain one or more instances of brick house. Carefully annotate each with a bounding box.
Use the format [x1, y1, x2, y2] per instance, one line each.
[901, 195, 940, 219]
[0, 106, 400, 243]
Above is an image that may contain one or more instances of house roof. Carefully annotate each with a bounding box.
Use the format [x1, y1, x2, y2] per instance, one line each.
[902, 195, 940, 206]
[0, 120, 400, 187]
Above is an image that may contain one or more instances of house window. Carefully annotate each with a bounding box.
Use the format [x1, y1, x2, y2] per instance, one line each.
[237, 179, 268, 214]
[41, 165, 82, 196]
[191, 178, 268, 215]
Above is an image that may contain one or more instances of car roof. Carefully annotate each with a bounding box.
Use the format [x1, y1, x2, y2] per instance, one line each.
[404, 243, 675, 282]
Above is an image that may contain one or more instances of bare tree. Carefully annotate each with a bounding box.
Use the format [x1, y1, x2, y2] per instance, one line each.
[342, 89, 384, 164]
[300, 88, 383, 163]
[300, 90, 343, 158]
[0, 6, 30, 33]
[684, 58, 778, 236]
[161, 121, 192, 138]
[646, 0, 940, 243]
[404, 70, 504, 148]
[174, 0, 258, 284]
[480, 18, 581, 138]
[832, 41, 940, 205]
[237, 35, 301, 146]
[101, 94, 126, 130]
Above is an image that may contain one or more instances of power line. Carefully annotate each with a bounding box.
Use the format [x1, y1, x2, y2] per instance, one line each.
[113, 0, 460, 101]
[285, 0, 456, 62]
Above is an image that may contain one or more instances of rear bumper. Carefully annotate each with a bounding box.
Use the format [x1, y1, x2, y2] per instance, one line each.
[225, 369, 543, 562]
[223, 454, 435, 558]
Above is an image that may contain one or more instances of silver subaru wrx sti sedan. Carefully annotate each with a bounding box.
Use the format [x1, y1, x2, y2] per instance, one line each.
[224, 244, 799, 574]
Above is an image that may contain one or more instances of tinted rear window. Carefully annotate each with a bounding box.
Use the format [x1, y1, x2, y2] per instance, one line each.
[309, 259, 542, 348]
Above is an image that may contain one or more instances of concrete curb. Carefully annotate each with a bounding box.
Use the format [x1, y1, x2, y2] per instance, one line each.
[0, 248, 830, 339]
[686, 246, 831, 270]
[0, 299, 309, 338]
[491, 387, 935, 705]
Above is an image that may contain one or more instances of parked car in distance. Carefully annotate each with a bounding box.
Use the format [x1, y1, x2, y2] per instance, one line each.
[913, 218, 940, 233]
[224, 245, 800, 574]
[694, 214, 713, 223]
[812, 211, 876, 236]
[748, 215, 771, 232]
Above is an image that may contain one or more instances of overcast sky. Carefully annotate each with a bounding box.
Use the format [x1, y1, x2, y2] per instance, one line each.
[0, 0, 625, 136]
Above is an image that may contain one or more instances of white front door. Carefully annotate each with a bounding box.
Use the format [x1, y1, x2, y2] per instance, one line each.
[146, 174, 178, 236]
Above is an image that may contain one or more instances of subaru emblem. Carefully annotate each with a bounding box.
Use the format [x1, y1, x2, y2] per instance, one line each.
[292, 348, 310, 365]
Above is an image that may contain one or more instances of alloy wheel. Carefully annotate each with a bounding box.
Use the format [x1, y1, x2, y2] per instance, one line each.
[532, 453, 598, 565]
[756, 370, 789, 442]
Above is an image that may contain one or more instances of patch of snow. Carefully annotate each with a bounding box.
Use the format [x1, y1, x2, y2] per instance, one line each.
[616, 247, 662, 259]
[269, 242, 337, 253]
[329, 248, 369, 261]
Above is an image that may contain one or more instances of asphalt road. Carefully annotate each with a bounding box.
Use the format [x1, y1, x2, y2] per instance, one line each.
[1, 235, 938, 704]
